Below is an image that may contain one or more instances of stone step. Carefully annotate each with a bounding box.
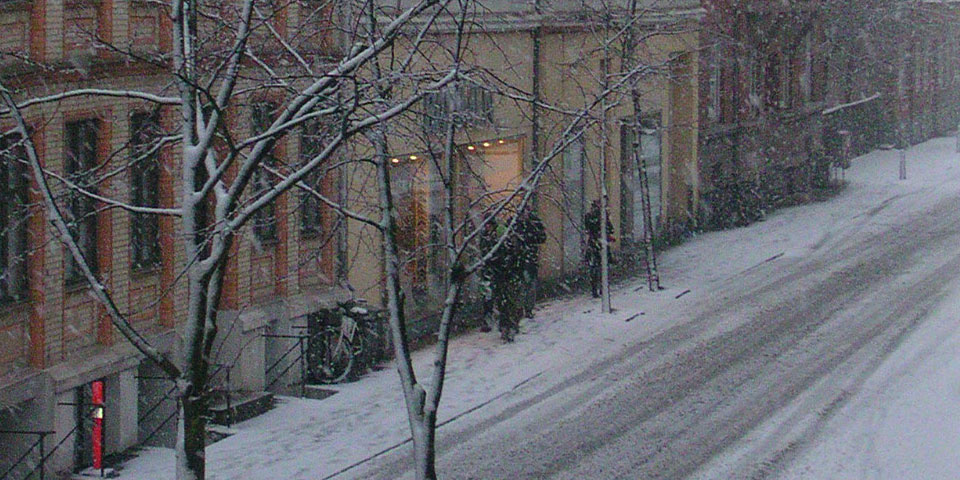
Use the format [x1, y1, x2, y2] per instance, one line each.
[74, 467, 118, 478]
[208, 391, 274, 426]
[303, 384, 338, 400]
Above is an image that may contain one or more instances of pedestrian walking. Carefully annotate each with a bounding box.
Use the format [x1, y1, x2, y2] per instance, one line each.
[477, 218, 500, 332]
[493, 220, 523, 342]
[585, 199, 614, 298]
[516, 204, 546, 318]
[477, 209, 534, 342]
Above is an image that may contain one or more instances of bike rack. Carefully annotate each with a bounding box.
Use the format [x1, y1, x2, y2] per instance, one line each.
[261, 307, 388, 394]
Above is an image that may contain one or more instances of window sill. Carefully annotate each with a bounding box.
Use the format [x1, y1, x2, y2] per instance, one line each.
[131, 263, 161, 278]
[63, 279, 93, 294]
[300, 230, 325, 240]
[253, 237, 279, 253]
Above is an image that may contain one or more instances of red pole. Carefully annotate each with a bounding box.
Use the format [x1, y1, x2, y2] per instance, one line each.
[91, 381, 104, 471]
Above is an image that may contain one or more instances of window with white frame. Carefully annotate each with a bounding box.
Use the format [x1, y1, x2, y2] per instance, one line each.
[130, 111, 162, 270]
[801, 32, 813, 104]
[251, 102, 278, 245]
[707, 47, 721, 121]
[64, 118, 100, 285]
[779, 54, 792, 109]
[745, 51, 761, 116]
[765, 53, 791, 110]
[298, 118, 330, 237]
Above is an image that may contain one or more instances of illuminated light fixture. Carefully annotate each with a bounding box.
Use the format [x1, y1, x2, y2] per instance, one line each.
[409, 155, 418, 160]
[390, 158, 400, 164]
[498, 139, 505, 144]
[482, 142, 492, 148]
[466, 145, 476, 151]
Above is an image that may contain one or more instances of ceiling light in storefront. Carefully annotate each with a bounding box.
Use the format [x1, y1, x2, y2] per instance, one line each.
[390, 158, 400, 164]
[498, 139, 505, 144]
[409, 155, 418, 160]
[482, 142, 491, 148]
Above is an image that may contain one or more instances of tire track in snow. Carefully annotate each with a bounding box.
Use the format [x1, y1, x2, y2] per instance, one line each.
[349, 195, 960, 480]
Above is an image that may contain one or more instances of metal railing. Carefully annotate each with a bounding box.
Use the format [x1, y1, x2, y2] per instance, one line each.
[135, 376, 178, 448]
[210, 364, 234, 426]
[1, 401, 108, 480]
[0, 430, 53, 480]
[262, 331, 309, 397]
[823, 94, 890, 160]
[55, 401, 107, 478]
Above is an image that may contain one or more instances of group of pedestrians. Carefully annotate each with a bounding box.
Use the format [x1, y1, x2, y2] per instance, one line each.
[478, 204, 546, 342]
[476, 197, 611, 342]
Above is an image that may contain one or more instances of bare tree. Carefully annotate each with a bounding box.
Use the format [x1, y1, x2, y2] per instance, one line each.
[548, 0, 685, 311]
[356, 1, 696, 475]
[623, 0, 663, 292]
[3, 1, 699, 479]
[0, 0, 461, 477]
[817, 0, 960, 165]
[354, 3, 552, 476]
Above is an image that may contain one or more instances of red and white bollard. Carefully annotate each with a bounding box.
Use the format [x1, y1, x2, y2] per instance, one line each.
[91, 380, 104, 472]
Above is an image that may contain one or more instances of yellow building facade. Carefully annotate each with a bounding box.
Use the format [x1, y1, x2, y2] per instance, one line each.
[344, 1, 702, 317]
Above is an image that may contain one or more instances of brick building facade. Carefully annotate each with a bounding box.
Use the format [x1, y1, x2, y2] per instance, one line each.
[698, 0, 831, 230]
[0, 0, 345, 475]
[697, 0, 960, 231]
[4, 0, 954, 476]
[2, 1, 703, 473]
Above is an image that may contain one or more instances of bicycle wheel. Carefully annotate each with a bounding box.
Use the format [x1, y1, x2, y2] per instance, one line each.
[315, 326, 354, 384]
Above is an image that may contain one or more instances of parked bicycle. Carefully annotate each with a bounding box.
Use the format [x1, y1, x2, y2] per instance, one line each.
[306, 300, 386, 384]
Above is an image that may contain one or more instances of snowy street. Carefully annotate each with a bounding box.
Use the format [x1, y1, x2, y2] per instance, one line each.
[118, 136, 960, 479]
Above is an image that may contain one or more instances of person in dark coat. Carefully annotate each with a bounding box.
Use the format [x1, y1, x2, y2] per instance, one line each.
[493, 220, 523, 342]
[584, 199, 614, 298]
[478, 207, 539, 342]
[477, 218, 500, 332]
[516, 204, 546, 318]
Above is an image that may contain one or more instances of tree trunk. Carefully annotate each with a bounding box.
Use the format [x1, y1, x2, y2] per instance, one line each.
[600, 174, 611, 313]
[372, 128, 436, 477]
[176, 392, 207, 480]
[411, 413, 438, 480]
[632, 88, 661, 292]
[599, 34, 612, 314]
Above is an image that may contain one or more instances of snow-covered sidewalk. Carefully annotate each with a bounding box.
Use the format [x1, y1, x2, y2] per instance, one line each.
[115, 136, 960, 479]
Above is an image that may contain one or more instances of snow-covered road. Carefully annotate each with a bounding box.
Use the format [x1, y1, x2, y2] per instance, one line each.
[117, 137, 960, 479]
